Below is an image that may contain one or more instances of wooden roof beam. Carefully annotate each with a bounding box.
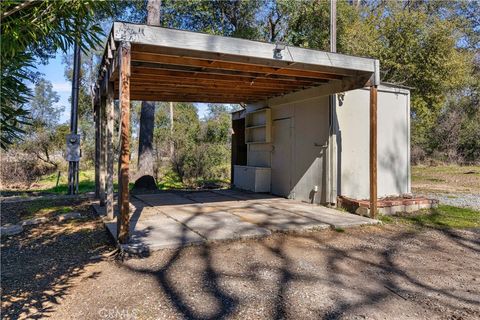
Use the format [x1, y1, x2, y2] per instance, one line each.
[128, 94, 262, 103]
[131, 61, 339, 82]
[127, 75, 318, 90]
[113, 22, 376, 73]
[129, 67, 322, 86]
[130, 51, 347, 80]
[132, 44, 362, 77]
[118, 80, 309, 93]
[119, 87, 283, 97]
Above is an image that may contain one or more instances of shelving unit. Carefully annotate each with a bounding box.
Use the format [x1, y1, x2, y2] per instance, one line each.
[245, 108, 271, 144]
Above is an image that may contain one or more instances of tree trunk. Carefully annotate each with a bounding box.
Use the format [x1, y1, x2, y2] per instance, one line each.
[135, 0, 161, 188]
[137, 101, 155, 177]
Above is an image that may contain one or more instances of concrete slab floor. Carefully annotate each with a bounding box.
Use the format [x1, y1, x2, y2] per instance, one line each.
[229, 204, 330, 232]
[183, 192, 243, 203]
[100, 190, 380, 253]
[162, 210, 271, 241]
[105, 214, 204, 253]
[265, 202, 380, 228]
[135, 193, 195, 206]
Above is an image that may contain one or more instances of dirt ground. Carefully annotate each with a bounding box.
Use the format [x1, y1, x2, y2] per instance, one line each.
[412, 165, 480, 194]
[412, 165, 480, 211]
[1, 199, 479, 320]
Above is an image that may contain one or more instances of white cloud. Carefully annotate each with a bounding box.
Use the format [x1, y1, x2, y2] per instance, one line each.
[52, 81, 71, 93]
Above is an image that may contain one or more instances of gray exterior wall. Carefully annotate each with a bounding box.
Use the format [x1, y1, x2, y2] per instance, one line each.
[244, 84, 411, 203]
[336, 85, 411, 199]
[246, 97, 330, 204]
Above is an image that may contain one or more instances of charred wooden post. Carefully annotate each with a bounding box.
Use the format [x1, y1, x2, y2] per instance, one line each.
[99, 96, 107, 206]
[94, 100, 100, 198]
[106, 80, 115, 220]
[117, 41, 131, 243]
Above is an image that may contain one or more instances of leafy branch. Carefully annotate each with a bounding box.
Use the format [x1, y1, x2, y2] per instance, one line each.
[0, 0, 111, 149]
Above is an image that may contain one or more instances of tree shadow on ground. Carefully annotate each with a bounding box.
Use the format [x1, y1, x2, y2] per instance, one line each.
[6, 194, 477, 319]
[318, 228, 480, 319]
[0, 200, 114, 319]
[389, 207, 480, 253]
[118, 203, 480, 319]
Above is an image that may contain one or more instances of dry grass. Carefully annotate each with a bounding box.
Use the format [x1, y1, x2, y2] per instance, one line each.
[412, 165, 480, 194]
[379, 205, 480, 229]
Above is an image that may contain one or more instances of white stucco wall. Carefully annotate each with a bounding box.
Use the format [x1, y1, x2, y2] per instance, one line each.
[336, 85, 411, 199]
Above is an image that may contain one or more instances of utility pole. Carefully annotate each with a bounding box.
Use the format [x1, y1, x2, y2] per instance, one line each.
[67, 39, 81, 194]
[330, 0, 337, 53]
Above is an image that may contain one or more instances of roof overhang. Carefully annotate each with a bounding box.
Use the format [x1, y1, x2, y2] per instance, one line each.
[96, 22, 379, 103]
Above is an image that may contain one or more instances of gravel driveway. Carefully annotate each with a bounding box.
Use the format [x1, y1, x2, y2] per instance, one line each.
[3, 218, 478, 320]
[421, 192, 480, 211]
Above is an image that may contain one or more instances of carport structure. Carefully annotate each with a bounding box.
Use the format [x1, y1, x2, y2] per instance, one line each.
[93, 22, 380, 243]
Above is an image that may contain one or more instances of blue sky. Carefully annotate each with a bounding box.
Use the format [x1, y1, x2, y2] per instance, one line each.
[33, 53, 71, 123]
[33, 52, 211, 123]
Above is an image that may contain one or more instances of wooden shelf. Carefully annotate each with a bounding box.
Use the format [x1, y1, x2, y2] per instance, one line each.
[246, 124, 267, 129]
[245, 108, 271, 144]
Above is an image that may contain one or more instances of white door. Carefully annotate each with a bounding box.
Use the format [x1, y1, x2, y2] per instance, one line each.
[271, 118, 292, 197]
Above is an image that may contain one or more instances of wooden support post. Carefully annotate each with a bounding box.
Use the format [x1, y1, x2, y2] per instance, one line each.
[106, 80, 115, 220]
[99, 96, 106, 206]
[169, 102, 174, 157]
[117, 41, 131, 244]
[94, 100, 100, 198]
[369, 85, 378, 218]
